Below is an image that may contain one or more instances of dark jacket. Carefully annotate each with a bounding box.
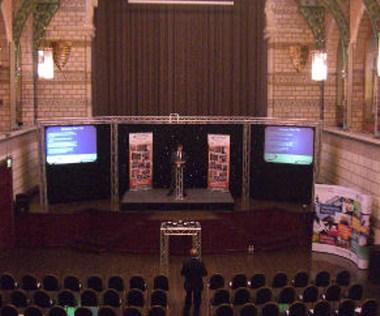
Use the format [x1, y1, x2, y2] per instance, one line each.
[181, 257, 207, 291]
[170, 150, 188, 166]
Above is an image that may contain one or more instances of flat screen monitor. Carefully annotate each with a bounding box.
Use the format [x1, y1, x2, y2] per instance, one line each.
[264, 126, 314, 165]
[46, 125, 97, 165]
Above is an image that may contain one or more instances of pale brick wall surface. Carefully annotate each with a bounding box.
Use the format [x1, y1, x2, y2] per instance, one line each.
[350, 14, 371, 131]
[0, 11, 10, 132]
[36, 0, 91, 120]
[20, 16, 35, 127]
[266, 0, 322, 121]
[0, 129, 39, 196]
[320, 129, 380, 242]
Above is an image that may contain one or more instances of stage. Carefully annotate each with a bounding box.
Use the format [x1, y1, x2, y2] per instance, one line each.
[121, 188, 235, 211]
[17, 200, 314, 255]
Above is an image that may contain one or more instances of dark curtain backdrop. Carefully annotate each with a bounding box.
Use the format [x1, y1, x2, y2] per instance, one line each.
[92, 0, 267, 116]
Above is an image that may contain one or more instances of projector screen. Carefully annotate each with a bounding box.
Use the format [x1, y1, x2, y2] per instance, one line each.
[264, 126, 314, 165]
[46, 125, 98, 165]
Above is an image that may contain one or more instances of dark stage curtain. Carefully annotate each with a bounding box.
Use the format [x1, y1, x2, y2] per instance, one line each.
[92, 0, 267, 116]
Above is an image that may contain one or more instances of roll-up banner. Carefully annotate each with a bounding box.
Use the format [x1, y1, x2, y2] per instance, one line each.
[313, 184, 372, 269]
[207, 134, 230, 191]
[129, 133, 153, 190]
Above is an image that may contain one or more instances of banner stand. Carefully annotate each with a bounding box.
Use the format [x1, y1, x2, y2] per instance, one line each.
[129, 133, 153, 191]
[207, 134, 231, 192]
[313, 184, 372, 269]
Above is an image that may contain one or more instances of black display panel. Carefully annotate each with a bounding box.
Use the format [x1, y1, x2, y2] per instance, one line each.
[264, 126, 314, 165]
[45, 125, 98, 165]
[46, 125, 111, 204]
[251, 125, 314, 204]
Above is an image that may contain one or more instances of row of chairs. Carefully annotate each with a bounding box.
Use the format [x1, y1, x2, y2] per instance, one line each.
[208, 270, 353, 291]
[209, 283, 368, 308]
[0, 304, 166, 316]
[0, 288, 168, 309]
[0, 274, 169, 293]
[212, 299, 378, 316]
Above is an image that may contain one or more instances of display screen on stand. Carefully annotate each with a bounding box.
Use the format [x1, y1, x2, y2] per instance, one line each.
[264, 126, 314, 165]
[45, 125, 98, 165]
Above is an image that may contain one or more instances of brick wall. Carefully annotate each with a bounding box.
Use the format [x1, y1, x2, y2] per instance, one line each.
[266, 0, 323, 122]
[350, 13, 371, 132]
[36, 0, 91, 119]
[320, 129, 380, 243]
[20, 16, 35, 127]
[0, 128, 39, 196]
[0, 11, 10, 132]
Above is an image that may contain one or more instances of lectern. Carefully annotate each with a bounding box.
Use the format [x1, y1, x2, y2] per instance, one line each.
[175, 160, 185, 200]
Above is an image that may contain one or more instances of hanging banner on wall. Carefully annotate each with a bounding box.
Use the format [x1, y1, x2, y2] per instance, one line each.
[313, 184, 372, 269]
[129, 133, 153, 190]
[207, 134, 230, 191]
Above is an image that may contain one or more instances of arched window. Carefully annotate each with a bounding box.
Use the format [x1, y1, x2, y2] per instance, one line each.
[363, 32, 377, 133]
[335, 40, 345, 128]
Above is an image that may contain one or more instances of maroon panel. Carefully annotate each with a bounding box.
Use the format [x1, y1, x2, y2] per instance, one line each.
[15, 208, 313, 254]
[0, 161, 14, 249]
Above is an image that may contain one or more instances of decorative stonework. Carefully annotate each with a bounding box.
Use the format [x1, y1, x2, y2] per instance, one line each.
[13, 0, 34, 47]
[321, 0, 349, 50]
[33, 0, 60, 49]
[363, 0, 380, 35]
[298, 4, 326, 48]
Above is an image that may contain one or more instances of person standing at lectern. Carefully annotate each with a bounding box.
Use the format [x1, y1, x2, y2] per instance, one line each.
[167, 143, 187, 196]
[181, 248, 207, 316]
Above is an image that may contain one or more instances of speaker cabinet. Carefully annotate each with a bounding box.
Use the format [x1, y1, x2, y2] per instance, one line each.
[368, 245, 380, 284]
[14, 193, 30, 213]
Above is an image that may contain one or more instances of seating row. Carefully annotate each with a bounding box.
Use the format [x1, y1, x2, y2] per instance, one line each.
[211, 299, 378, 316]
[208, 270, 353, 291]
[0, 304, 165, 316]
[0, 274, 168, 293]
[209, 283, 368, 307]
[0, 288, 167, 309]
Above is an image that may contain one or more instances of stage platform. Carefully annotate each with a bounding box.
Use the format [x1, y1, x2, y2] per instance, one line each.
[121, 188, 234, 211]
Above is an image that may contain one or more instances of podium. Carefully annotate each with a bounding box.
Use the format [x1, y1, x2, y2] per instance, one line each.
[160, 221, 202, 272]
[175, 160, 185, 200]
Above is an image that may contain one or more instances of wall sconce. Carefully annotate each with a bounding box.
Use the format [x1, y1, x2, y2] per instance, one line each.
[289, 44, 309, 73]
[311, 50, 328, 81]
[51, 41, 72, 71]
[37, 48, 54, 79]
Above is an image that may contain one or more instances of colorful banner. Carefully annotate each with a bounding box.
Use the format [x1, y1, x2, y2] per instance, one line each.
[129, 133, 153, 190]
[313, 184, 372, 269]
[207, 134, 230, 191]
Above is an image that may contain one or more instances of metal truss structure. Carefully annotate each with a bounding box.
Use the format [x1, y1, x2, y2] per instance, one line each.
[38, 116, 320, 212]
[160, 221, 202, 272]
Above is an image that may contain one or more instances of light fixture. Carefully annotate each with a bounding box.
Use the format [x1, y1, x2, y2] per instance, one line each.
[311, 50, 328, 81]
[128, 0, 234, 5]
[6, 156, 12, 169]
[51, 41, 72, 71]
[37, 48, 54, 79]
